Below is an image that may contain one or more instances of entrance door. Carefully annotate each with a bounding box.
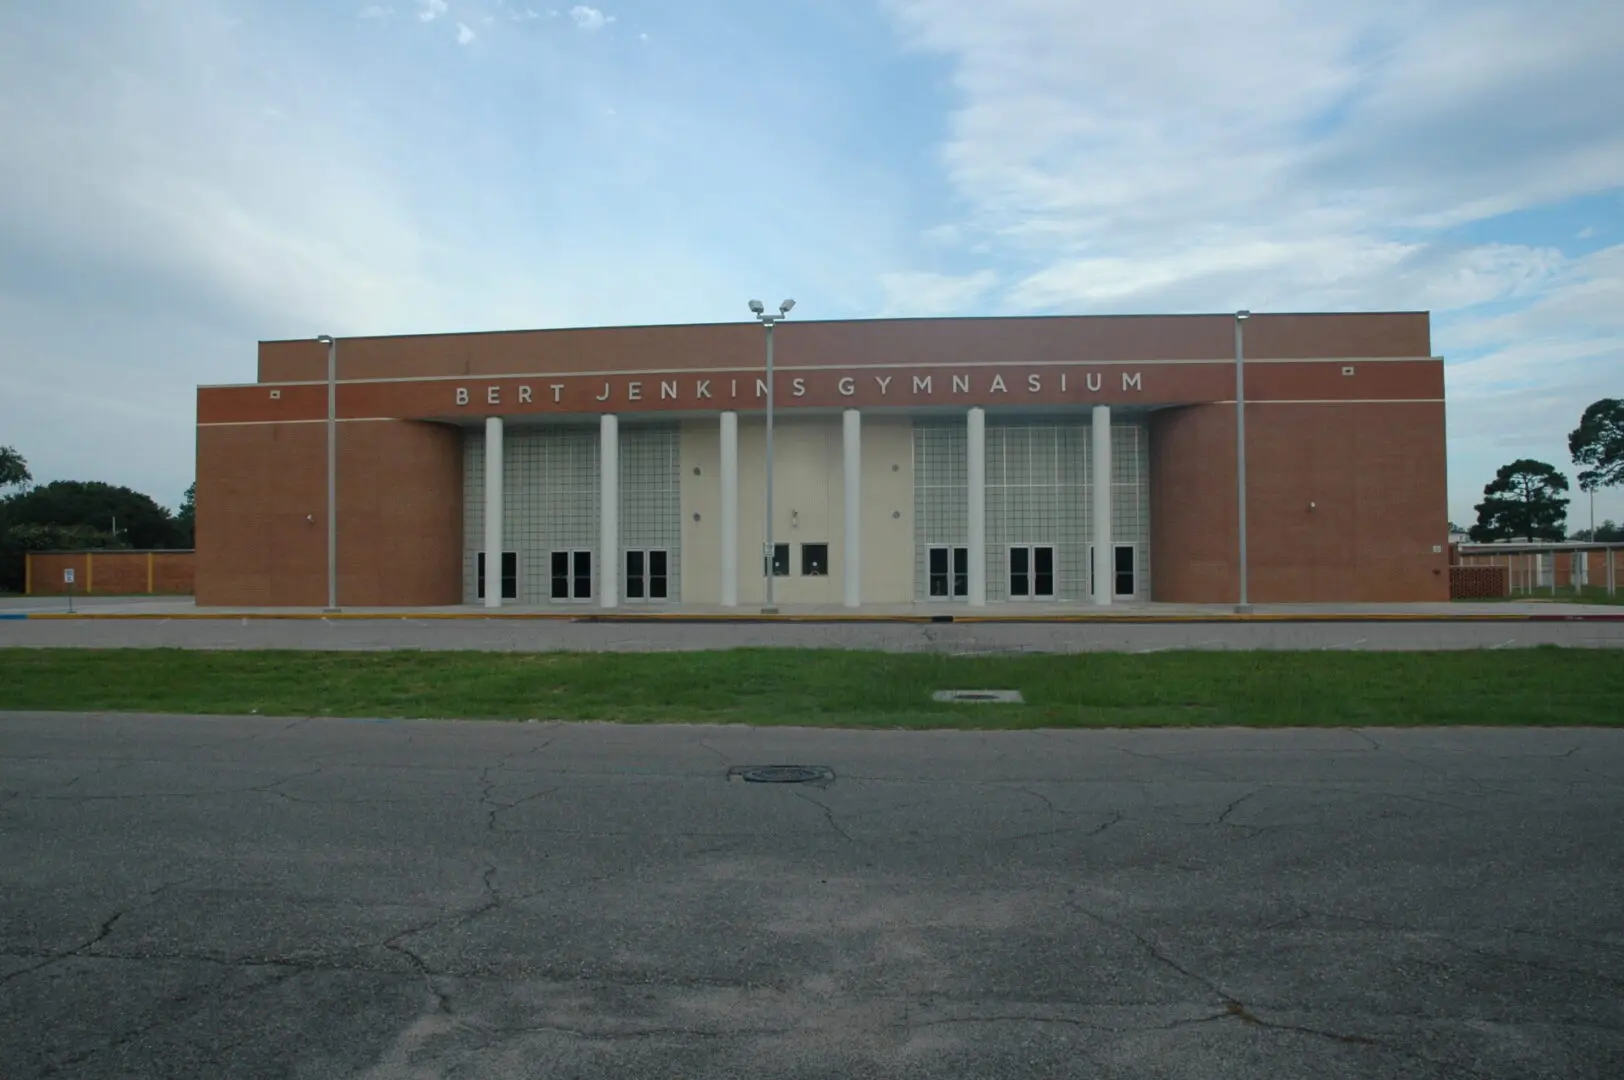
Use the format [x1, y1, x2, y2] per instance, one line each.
[550, 550, 593, 601]
[476, 552, 517, 600]
[1089, 545, 1138, 599]
[1008, 545, 1055, 599]
[927, 545, 969, 599]
[1113, 544, 1136, 599]
[624, 549, 670, 602]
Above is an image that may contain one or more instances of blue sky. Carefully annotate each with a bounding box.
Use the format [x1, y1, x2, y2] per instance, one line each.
[1, 0, 1621, 531]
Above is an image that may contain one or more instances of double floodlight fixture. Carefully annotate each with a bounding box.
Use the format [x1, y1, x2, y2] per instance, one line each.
[748, 298, 795, 320]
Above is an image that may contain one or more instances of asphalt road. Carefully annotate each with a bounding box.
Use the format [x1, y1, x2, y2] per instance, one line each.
[2, 714, 1621, 1079]
[3, 616, 1624, 651]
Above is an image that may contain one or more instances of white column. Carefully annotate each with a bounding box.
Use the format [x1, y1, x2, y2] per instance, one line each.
[600, 413, 619, 609]
[1092, 404, 1112, 606]
[483, 416, 504, 609]
[843, 408, 862, 608]
[967, 407, 986, 607]
[720, 411, 739, 607]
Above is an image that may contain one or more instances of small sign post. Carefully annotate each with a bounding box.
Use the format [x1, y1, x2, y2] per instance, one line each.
[63, 567, 75, 614]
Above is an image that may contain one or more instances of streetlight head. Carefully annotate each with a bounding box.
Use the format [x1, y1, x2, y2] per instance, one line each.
[779, 299, 795, 315]
[748, 299, 765, 315]
[1235, 310, 1251, 321]
[315, 334, 335, 344]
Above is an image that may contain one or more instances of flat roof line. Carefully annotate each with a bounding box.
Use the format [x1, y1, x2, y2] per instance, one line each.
[260, 310, 1433, 346]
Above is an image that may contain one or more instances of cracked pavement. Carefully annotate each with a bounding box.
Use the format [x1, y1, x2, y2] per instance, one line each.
[2, 713, 1622, 1078]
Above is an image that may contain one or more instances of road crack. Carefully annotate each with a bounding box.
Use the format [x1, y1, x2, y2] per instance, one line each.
[791, 791, 853, 843]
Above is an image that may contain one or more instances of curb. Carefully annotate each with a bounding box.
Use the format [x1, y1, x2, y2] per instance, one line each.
[7, 611, 1624, 624]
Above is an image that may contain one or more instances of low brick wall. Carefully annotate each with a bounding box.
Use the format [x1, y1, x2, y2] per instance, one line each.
[1449, 565, 1508, 599]
[26, 551, 195, 596]
[1455, 549, 1622, 592]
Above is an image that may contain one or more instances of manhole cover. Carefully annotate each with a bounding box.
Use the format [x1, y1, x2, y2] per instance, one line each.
[932, 689, 1024, 703]
[728, 765, 835, 784]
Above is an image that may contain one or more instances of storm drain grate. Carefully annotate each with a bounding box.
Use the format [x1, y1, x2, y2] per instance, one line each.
[727, 765, 836, 784]
[932, 689, 1025, 704]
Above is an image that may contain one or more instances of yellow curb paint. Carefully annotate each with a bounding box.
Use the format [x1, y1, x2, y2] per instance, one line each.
[20, 611, 1566, 624]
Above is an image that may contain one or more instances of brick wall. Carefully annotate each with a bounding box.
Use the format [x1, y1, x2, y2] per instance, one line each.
[1457, 549, 1623, 592]
[1449, 566, 1508, 599]
[197, 419, 461, 607]
[1150, 401, 1450, 602]
[26, 551, 194, 595]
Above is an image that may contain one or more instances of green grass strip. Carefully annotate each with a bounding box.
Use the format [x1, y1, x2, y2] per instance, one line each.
[2, 647, 1621, 728]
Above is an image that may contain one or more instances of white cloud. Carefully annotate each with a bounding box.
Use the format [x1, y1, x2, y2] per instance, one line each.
[1578, 225, 1598, 239]
[882, 0, 1624, 525]
[456, 21, 475, 44]
[0, 0, 918, 507]
[359, 4, 391, 18]
[418, 0, 447, 23]
[569, 5, 613, 31]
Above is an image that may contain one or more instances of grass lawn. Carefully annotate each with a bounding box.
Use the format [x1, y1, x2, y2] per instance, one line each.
[1, 647, 1621, 727]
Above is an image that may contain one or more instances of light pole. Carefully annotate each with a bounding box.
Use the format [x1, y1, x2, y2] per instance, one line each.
[316, 334, 339, 612]
[749, 298, 795, 613]
[1234, 310, 1251, 614]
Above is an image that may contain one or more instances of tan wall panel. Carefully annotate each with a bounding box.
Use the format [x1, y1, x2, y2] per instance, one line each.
[679, 420, 721, 603]
[735, 416, 840, 605]
[678, 414, 912, 605]
[859, 416, 915, 604]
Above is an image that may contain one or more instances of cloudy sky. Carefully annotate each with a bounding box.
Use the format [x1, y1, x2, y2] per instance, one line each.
[1, 0, 1621, 529]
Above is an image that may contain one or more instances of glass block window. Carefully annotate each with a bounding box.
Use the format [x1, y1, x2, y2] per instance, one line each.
[463, 424, 600, 604]
[620, 422, 681, 603]
[913, 420, 967, 600]
[1110, 421, 1151, 598]
[985, 419, 1088, 602]
[912, 414, 1150, 604]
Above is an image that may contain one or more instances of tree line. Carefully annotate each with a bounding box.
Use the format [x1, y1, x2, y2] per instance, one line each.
[1465, 398, 1623, 542]
[0, 446, 193, 594]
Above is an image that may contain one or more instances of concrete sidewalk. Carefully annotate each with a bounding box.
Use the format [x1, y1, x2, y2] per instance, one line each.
[2, 594, 1620, 621]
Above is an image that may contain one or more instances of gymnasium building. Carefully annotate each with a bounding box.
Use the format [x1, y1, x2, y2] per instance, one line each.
[194, 312, 1450, 608]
